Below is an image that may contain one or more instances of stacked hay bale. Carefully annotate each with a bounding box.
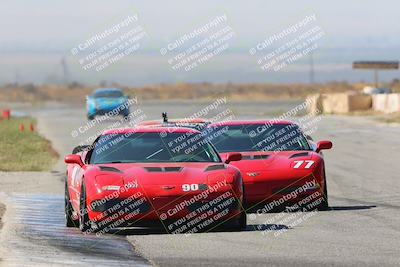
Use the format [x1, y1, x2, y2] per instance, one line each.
[322, 93, 350, 114]
[306, 92, 372, 114]
[306, 94, 323, 114]
[348, 94, 372, 112]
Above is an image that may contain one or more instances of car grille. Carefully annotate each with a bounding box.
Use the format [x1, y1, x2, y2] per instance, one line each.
[91, 198, 151, 213]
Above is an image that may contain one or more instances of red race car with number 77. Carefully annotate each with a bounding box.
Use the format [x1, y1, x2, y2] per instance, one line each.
[205, 120, 332, 211]
[64, 126, 246, 234]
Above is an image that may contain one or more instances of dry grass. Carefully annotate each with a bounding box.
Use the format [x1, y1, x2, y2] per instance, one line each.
[0, 81, 378, 103]
[1, 81, 400, 103]
[374, 113, 400, 124]
[345, 110, 400, 124]
[345, 110, 379, 116]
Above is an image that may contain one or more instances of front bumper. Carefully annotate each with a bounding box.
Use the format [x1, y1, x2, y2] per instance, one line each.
[87, 189, 242, 232]
[87, 102, 129, 116]
[243, 168, 325, 207]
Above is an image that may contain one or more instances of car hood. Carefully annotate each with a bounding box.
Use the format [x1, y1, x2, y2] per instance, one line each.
[91, 97, 125, 104]
[220, 151, 316, 171]
[91, 162, 234, 186]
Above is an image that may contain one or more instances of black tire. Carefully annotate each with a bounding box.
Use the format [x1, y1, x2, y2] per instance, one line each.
[317, 170, 329, 211]
[122, 114, 130, 121]
[238, 188, 247, 230]
[222, 209, 247, 231]
[65, 181, 78, 227]
[238, 208, 247, 230]
[222, 191, 247, 231]
[87, 114, 95, 120]
[79, 184, 92, 233]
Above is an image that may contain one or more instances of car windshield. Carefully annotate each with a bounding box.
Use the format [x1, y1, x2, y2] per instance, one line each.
[90, 132, 221, 164]
[205, 124, 311, 152]
[93, 90, 123, 98]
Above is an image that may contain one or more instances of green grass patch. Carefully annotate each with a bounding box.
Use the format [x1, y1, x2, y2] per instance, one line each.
[0, 117, 58, 171]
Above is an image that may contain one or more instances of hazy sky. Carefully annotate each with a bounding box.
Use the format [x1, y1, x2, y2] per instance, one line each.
[1, 0, 399, 85]
[1, 0, 400, 52]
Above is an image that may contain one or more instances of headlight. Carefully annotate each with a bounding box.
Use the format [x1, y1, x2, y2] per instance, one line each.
[101, 185, 121, 191]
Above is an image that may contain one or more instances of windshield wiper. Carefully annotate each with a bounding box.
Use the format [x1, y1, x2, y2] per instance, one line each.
[146, 148, 164, 159]
[95, 161, 136, 164]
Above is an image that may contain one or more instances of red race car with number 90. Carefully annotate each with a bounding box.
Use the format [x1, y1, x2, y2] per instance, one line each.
[64, 126, 246, 234]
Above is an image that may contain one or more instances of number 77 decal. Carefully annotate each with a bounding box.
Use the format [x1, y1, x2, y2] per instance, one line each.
[293, 160, 314, 169]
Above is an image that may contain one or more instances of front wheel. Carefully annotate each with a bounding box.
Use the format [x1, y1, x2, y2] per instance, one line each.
[236, 209, 247, 230]
[65, 181, 78, 227]
[79, 184, 93, 233]
[222, 210, 247, 231]
[222, 196, 247, 231]
[317, 170, 329, 211]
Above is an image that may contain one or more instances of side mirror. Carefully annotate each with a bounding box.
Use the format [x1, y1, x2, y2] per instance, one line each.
[64, 154, 84, 167]
[316, 141, 332, 153]
[224, 152, 242, 164]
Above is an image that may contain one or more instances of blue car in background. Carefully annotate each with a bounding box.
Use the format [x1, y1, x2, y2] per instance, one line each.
[86, 88, 130, 120]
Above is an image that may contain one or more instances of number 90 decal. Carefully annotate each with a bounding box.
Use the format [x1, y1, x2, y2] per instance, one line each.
[182, 184, 199, 191]
[292, 160, 315, 169]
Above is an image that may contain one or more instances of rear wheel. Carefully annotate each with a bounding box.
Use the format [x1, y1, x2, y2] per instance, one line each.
[65, 181, 78, 227]
[87, 114, 95, 120]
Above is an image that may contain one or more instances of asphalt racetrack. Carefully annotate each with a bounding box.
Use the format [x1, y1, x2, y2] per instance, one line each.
[0, 101, 399, 267]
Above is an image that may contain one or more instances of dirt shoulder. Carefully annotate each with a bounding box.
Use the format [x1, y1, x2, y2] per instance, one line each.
[0, 171, 64, 195]
[0, 202, 5, 230]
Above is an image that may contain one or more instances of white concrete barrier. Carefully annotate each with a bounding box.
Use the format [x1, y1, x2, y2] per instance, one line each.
[387, 94, 400, 113]
[372, 94, 400, 113]
[372, 94, 388, 112]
